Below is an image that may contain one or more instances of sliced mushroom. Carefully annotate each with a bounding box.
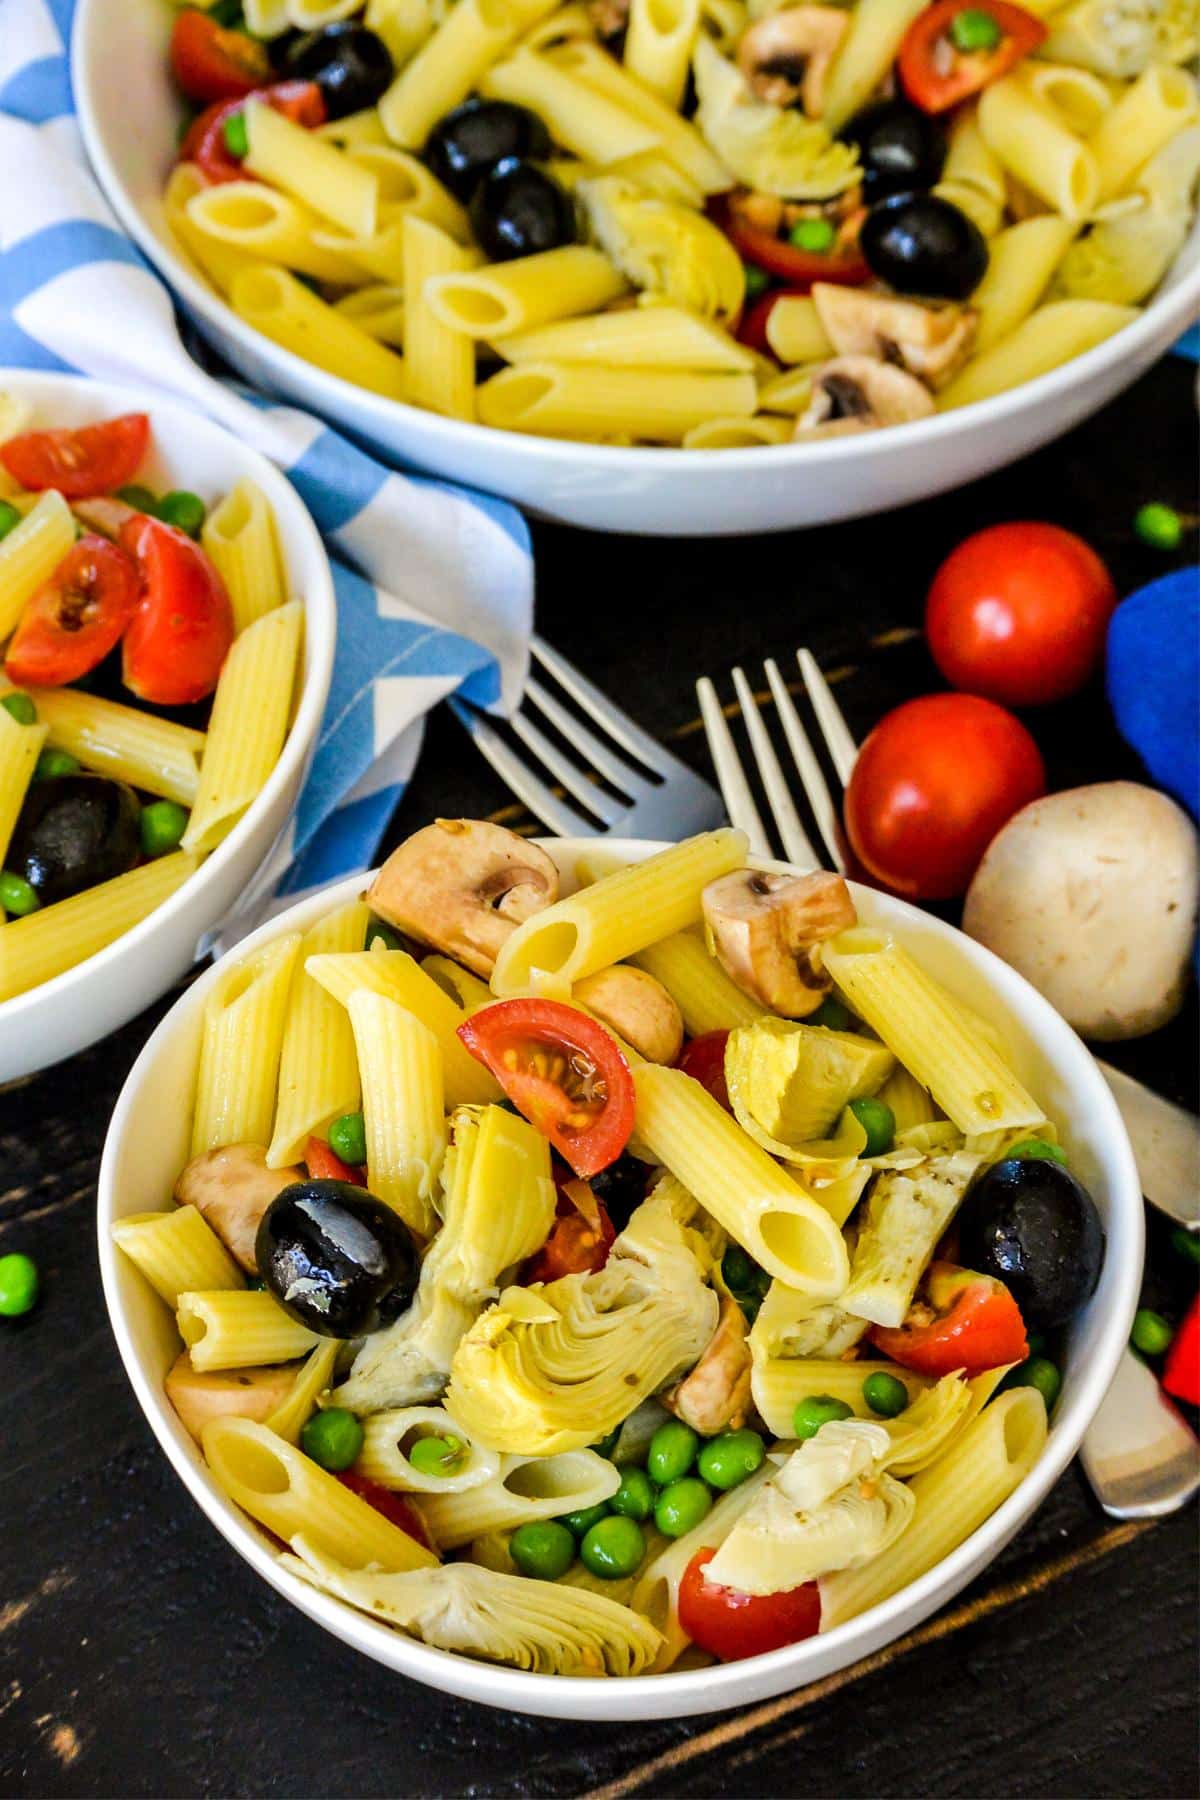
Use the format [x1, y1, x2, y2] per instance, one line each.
[812, 283, 978, 388]
[663, 1297, 754, 1435]
[794, 355, 936, 439]
[165, 1351, 296, 1443]
[174, 1143, 302, 1273]
[702, 868, 857, 1016]
[366, 820, 559, 979]
[574, 966, 684, 1065]
[586, 0, 629, 38]
[736, 5, 849, 116]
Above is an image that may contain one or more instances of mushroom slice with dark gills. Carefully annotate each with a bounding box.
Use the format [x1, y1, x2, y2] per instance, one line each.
[736, 5, 849, 116]
[811, 283, 977, 387]
[795, 355, 935, 439]
[701, 868, 857, 1015]
[366, 819, 559, 979]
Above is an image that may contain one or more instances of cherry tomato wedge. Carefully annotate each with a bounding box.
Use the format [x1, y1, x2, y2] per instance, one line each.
[0, 413, 149, 499]
[712, 198, 870, 291]
[181, 80, 325, 183]
[898, 0, 1046, 114]
[925, 522, 1118, 707]
[456, 999, 635, 1179]
[1161, 1295, 1199, 1407]
[118, 514, 235, 705]
[5, 537, 139, 688]
[524, 1177, 616, 1282]
[336, 1472, 436, 1551]
[870, 1261, 1028, 1376]
[677, 1031, 732, 1113]
[170, 8, 272, 104]
[843, 692, 1045, 900]
[305, 1135, 366, 1187]
[679, 1548, 821, 1662]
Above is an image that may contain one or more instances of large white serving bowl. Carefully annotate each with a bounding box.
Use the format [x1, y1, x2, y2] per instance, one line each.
[73, 0, 1200, 536]
[98, 839, 1143, 1720]
[0, 370, 335, 1082]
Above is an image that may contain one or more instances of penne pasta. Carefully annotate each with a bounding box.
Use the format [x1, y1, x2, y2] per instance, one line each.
[938, 299, 1138, 409]
[1088, 63, 1199, 201]
[426, 246, 629, 338]
[112, 1207, 245, 1308]
[971, 216, 1079, 352]
[476, 363, 757, 440]
[178, 1290, 320, 1371]
[0, 702, 47, 868]
[21, 686, 205, 805]
[380, 0, 561, 148]
[244, 98, 381, 236]
[480, 49, 661, 164]
[624, 0, 701, 109]
[201, 478, 286, 633]
[0, 853, 198, 1002]
[192, 932, 304, 1157]
[977, 74, 1099, 219]
[497, 303, 755, 369]
[347, 990, 445, 1238]
[0, 490, 75, 640]
[230, 267, 409, 400]
[403, 216, 477, 419]
[631, 929, 766, 1034]
[268, 901, 372, 1169]
[184, 182, 368, 286]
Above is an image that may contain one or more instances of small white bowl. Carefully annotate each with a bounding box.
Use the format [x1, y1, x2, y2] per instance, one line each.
[0, 370, 335, 1082]
[97, 840, 1143, 1721]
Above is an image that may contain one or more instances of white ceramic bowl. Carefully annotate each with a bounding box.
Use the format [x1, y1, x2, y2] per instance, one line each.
[98, 840, 1143, 1720]
[0, 370, 335, 1082]
[72, 0, 1200, 536]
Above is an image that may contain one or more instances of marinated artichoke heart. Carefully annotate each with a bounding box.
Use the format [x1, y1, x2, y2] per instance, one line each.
[748, 1278, 870, 1364]
[1054, 126, 1200, 303]
[1041, 0, 1197, 77]
[727, 1016, 895, 1153]
[578, 175, 745, 323]
[878, 1371, 975, 1478]
[693, 35, 861, 199]
[284, 1538, 663, 1676]
[841, 1148, 984, 1328]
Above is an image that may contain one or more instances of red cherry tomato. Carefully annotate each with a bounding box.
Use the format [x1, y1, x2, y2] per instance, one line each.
[524, 1177, 616, 1282]
[870, 1262, 1028, 1376]
[5, 537, 140, 688]
[898, 0, 1046, 114]
[336, 1472, 436, 1551]
[713, 199, 871, 290]
[458, 1000, 635, 1178]
[677, 1031, 732, 1112]
[0, 412, 149, 498]
[170, 8, 271, 103]
[843, 692, 1045, 900]
[1162, 1296, 1199, 1407]
[925, 522, 1118, 707]
[118, 514, 235, 705]
[304, 1135, 365, 1186]
[679, 1549, 821, 1662]
[180, 81, 325, 184]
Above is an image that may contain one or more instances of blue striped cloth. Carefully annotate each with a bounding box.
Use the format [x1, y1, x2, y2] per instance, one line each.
[0, 0, 533, 931]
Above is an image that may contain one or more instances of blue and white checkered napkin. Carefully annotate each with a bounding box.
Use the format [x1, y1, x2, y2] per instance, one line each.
[0, 0, 534, 925]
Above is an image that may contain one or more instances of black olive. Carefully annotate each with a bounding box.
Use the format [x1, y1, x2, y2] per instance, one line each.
[10, 774, 140, 905]
[256, 1180, 419, 1338]
[841, 100, 946, 203]
[860, 191, 988, 300]
[283, 23, 394, 120]
[957, 1157, 1105, 1332]
[589, 1154, 649, 1231]
[424, 99, 552, 203]
[469, 158, 576, 262]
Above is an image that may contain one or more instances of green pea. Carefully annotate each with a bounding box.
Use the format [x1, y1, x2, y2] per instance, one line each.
[34, 748, 80, 780]
[365, 919, 405, 952]
[116, 484, 160, 514]
[950, 7, 1003, 51]
[559, 1501, 611, 1540]
[743, 262, 769, 300]
[1170, 1227, 1200, 1267]
[510, 1520, 576, 1580]
[1, 691, 37, 726]
[654, 1477, 712, 1539]
[0, 500, 21, 542]
[0, 1252, 39, 1317]
[610, 1467, 656, 1522]
[647, 1419, 699, 1486]
[793, 1394, 853, 1440]
[862, 1371, 909, 1418]
[1008, 1355, 1062, 1411]
[1131, 1308, 1174, 1357]
[0, 871, 40, 917]
[1007, 1137, 1068, 1166]
[788, 217, 836, 254]
[139, 799, 190, 859]
[697, 1428, 765, 1492]
[580, 1513, 646, 1578]
[408, 1433, 467, 1477]
[810, 996, 852, 1032]
[328, 1111, 368, 1167]
[849, 1095, 895, 1157]
[223, 111, 249, 159]
[1133, 502, 1183, 552]
[157, 490, 207, 538]
[300, 1407, 363, 1471]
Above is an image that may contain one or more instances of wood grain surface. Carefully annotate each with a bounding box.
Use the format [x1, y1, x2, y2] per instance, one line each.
[1, 359, 1197, 1799]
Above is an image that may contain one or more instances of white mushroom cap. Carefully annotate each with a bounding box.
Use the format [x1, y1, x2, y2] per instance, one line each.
[574, 965, 684, 1064]
[811, 284, 977, 387]
[702, 868, 858, 1015]
[794, 356, 936, 438]
[736, 5, 849, 116]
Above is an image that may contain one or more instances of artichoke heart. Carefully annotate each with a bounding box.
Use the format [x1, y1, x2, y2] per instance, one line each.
[283, 1538, 663, 1676]
[727, 1015, 895, 1152]
[578, 175, 745, 324]
[693, 36, 861, 199]
[1041, 0, 1198, 76]
[749, 1278, 870, 1364]
[841, 1149, 983, 1329]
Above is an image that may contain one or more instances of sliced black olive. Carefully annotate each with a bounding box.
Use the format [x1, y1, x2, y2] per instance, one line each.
[860, 191, 988, 300]
[10, 773, 140, 905]
[469, 158, 576, 262]
[256, 1179, 419, 1339]
[424, 99, 552, 203]
[283, 22, 394, 120]
[588, 1153, 649, 1231]
[957, 1157, 1105, 1331]
[841, 100, 947, 203]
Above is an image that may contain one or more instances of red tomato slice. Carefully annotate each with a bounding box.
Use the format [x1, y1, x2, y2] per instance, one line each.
[0, 413, 149, 499]
[457, 999, 636, 1178]
[898, 0, 1046, 114]
[305, 1135, 366, 1187]
[118, 514, 235, 705]
[677, 1031, 732, 1113]
[679, 1549, 821, 1662]
[712, 199, 870, 291]
[5, 537, 140, 688]
[181, 81, 325, 184]
[870, 1261, 1028, 1375]
[524, 1177, 616, 1282]
[1162, 1296, 1199, 1407]
[170, 8, 271, 103]
[336, 1472, 436, 1552]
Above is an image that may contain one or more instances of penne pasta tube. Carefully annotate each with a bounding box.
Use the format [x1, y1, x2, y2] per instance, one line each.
[112, 1207, 245, 1309]
[752, 1356, 934, 1438]
[418, 1449, 619, 1549]
[244, 98, 380, 236]
[403, 216, 477, 420]
[1024, 61, 1113, 134]
[427, 247, 628, 339]
[356, 1405, 503, 1492]
[184, 183, 367, 285]
[630, 930, 766, 1035]
[476, 363, 757, 441]
[380, 0, 561, 147]
[347, 145, 471, 239]
[0, 703, 47, 868]
[822, 0, 929, 134]
[970, 216, 1079, 352]
[165, 162, 253, 295]
[977, 75, 1099, 219]
[22, 686, 205, 804]
[938, 299, 1138, 409]
[550, 40, 731, 191]
[419, 954, 495, 1012]
[365, 0, 437, 64]
[264, 1340, 342, 1444]
[230, 267, 408, 400]
[0, 853, 199, 1003]
[497, 302, 754, 369]
[333, 285, 407, 347]
[192, 932, 303, 1157]
[201, 478, 286, 634]
[764, 295, 835, 365]
[316, 106, 392, 147]
[347, 990, 444, 1239]
[0, 489, 75, 640]
[267, 901, 371, 1169]
[178, 1290, 320, 1371]
[480, 49, 660, 164]
[624, 0, 702, 109]
[1088, 64, 1199, 201]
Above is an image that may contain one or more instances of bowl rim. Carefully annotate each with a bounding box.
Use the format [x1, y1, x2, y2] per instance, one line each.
[71, 0, 1200, 477]
[97, 839, 1144, 1720]
[0, 367, 336, 1032]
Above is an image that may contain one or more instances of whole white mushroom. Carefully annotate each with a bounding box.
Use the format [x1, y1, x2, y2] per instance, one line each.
[963, 781, 1199, 1040]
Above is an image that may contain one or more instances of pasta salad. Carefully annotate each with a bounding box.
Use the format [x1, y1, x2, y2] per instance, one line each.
[113, 823, 1107, 1676]
[157, 0, 1199, 447]
[0, 402, 303, 1001]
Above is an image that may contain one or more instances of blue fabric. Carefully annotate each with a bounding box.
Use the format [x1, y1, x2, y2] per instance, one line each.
[1107, 567, 1200, 821]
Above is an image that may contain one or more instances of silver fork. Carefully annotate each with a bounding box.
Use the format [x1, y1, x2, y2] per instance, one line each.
[451, 634, 725, 838]
[697, 646, 1200, 1521]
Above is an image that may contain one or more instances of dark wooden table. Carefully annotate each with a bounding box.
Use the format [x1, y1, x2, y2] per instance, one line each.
[2, 359, 1197, 1800]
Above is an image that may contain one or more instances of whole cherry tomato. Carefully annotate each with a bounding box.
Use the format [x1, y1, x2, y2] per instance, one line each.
[0, 412, 148, 498]
[843, 693, 1045, 900]
[678, 1548, 821, 1662]
[925, 522, 1118, 706]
